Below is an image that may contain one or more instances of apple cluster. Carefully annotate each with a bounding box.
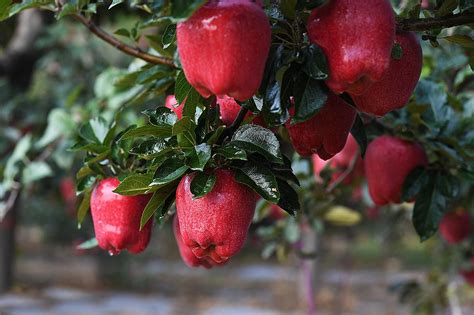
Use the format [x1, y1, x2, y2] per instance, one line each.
[86, 0, 434, 269]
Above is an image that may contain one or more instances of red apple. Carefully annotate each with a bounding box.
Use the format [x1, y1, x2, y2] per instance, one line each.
[439, 209, 471, 244]
[217, 95, 265, 126]
[165, 95, 184, 120]
[268, 204, 287, 221]
[90, 178, 152, 255]
[60, 177, 76, 204]
[307, 0, 395, 95]
[173, 216, 215, 269]
[177, 0, 271, 101]
[351, 32, 423, 116]
[364, 136, 428, 205]
[286, 92, 356, 159]
[176, 169, 256, 264]
[461, 257, 474, 287]
[312, 134, 364, 184]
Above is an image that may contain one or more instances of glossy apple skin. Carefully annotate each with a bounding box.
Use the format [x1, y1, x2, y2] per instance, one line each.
[165, 95, 184, 120]
[364, 136, 428, 205]
[177, 0, 271, 101]
[312, 134, 364, 184]
[90, 178, 152, 255]
[217, 95, 265, 126]
[176, 169, 256, 264]
[173, 216, 216, 269]
[351, 32, 423, 116]
[286, 93, 356, 160]
[307, 0, 395, 95]
[461, 257, 474, 287]
[439, 209, 471, 244]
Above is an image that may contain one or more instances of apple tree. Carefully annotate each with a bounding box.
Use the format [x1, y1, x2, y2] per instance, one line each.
[1, 0, 474, 313]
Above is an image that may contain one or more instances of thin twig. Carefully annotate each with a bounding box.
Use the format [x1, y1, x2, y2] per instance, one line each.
[325, 151, 359, 193]
[397, 12, 474, 32]
[73, 13, 175, 67]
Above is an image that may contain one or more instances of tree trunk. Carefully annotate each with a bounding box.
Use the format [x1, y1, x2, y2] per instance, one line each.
[0, 199, 18, 293]
[299, 220, 320, 315]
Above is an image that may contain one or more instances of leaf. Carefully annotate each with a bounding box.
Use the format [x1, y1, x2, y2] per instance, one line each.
[130, 139, 174, 160]
[162, 24, 176, 49]
[302, 45, 328, 80]
[142, 106, 178, 127]
[280, 0, 297, 19]
[152, 159, 189, 185]
[171, 0, 207, 21]
[172, 116, 196, 148]
[140, 182, 177, 229]
[186, 143, 211, 171]
[175, 71, 203, 108]
[292, 75, 328, 123]
[276, 179, 300, 215]
[190, 172, 216, 199]
[231, 124, 283, 164]
[443, 35, 474, 49]
[120, 125, 173, 140]
[401, 167, 429, 202]
[113, 174, 153, 196]
[412, 172, 446, 242]
[77, 238, 98, 250]
[437, 0, 458, 16]
[36, 108, 76, 148]
[108, 0, 123, 9]
[79, 117, 109, 144]
[22, 162, 52, 184]
[4, 135, 32, 186]
[77, 189, 92, 226]
[234, 164, 280, 203]
[215, 144, 248, 161]
[56, 2, 77, 19]
[350, 114, 367, 157]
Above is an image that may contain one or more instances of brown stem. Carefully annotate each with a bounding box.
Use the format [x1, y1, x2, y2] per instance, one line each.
[73, 14, 175, 67]
[397, 12, 474, 32]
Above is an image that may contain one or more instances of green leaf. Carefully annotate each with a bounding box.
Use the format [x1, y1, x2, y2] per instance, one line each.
[56, 2, 78, 19]
[172, 116, 196, 148]
[171, 0, 206, 21]
[302, 45, 328, 80]
[443, 35, 474, 49]
[120, 125, 173, 140]
[137, 65, 173, 84]
[276, 179, 299, 215]
[190, 172, 216, 199]
[231, 124, 283, 164]
[437, 0, 458, 16]
[186, 143, 211, 171]
[142, 106, 178, 127]
[401, 167, 429, 202]
[234, 164, 280, 203]
[412, 172, 446, 242]
[175, 71, 203, 108]
[162, 24, 176, 49]
[350, 114, 367, 157]
[280, 0, 297, 19]
[77, 238, 98, 250]
[79, 117, 109, 144]
[22, 162, 52, 184]
[152, 159, 189, 185]
[77, 189, 92, 226]
[4, 135, 32, 186]
[37, 108, 76, 148]
[109, 0, 123, 9]
[215, 144, 248, 161]
[130, 139, 174, 160]
[140, 182, 177, 229]
[113, 174, 153, 196]
[460, 0, 474, 11]
[292, 76, 328, 123]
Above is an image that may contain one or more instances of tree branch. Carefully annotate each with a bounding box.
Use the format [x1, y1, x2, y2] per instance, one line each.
[397, 12, 474, 32]
[73, 13, 175, 67]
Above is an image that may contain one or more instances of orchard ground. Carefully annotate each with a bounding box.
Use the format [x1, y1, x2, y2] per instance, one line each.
[1, 224, 474, 315]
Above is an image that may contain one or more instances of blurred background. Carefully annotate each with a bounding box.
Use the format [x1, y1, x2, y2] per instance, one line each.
[1, 5, 474, 315]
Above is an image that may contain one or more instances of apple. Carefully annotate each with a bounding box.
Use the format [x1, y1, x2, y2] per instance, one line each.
[176, 168, 256, 263]
[461, 257, 474, 287]
[165, 95, 184, 120]
[312, 134, 364, 184]
[60, 177, 76, 204]
[173, 216, 215, 269]
[439, 209, 471, 244]
[268, 204, 288, 221]
[307, 0, 395, 95]
[177, 0, 271, 101]
[351, 32, 423, 116]
[90, 178, 152, 255]
[286, 92, 356, 159]
[217, 95, 265, 126]
[364, 136, 428, 205]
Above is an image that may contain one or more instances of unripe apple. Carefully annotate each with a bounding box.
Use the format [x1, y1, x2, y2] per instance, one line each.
[439, 209, 471, 244]
[307, 0, 395, 95]
[364, 136, 428, 205]
[177, 0, 271, 101]
[286, 93, 356, 159]
[351, 32, 423, 116]
[176, 169, 256, 263]
[461, 257, 474, 287]
[165, 95, 184, 120]
[90, 178, 152, 255]
[173, 216, 215, 269]
[312, 134, 364, 184]
[217, 95, 265, 126]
